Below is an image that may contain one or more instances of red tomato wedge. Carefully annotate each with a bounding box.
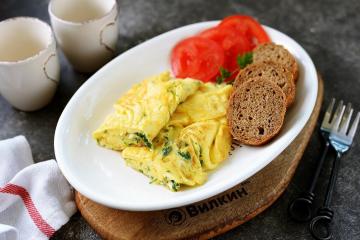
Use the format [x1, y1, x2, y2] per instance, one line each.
[170, 15, 270, 83]
[198, 26, 252, 72]
[219, 15, 270, 46]
[171, 37, 225, 82]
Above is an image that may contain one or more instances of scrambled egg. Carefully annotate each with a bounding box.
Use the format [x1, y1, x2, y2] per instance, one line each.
[93, 72, 201, 151]
[94, 73, 233, 191]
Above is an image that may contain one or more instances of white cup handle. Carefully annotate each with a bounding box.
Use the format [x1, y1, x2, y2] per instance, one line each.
[43, 53, 59, 84]
[99, 12, 118, 54]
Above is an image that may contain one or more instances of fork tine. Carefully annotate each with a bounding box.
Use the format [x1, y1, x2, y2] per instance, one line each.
[322, 98, 336, 125]
[332, 105, 346, 131]
[348, 112, 360, 139]
[330, 100, 344, 124]
[340, 103, 353, 134]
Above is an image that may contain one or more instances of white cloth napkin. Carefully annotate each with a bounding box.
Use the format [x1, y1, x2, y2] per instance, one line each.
[0, 136, 76, 240]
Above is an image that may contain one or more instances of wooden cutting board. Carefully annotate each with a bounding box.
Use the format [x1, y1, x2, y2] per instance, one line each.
[75, 76, 324, 240]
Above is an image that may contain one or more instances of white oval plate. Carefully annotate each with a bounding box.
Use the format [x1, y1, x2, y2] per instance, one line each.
[55, 21, 317, 211]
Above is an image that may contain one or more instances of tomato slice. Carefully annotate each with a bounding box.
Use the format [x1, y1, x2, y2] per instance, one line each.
[219, 15, 270, 46]
[171, 36, 225, 82]
[223, 32, 253, 71]
[199, 26, 252, 72]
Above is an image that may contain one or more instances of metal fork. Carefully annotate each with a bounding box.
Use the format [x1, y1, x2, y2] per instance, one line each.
[309, 103, 360, 240]
[288, 99, 344, 222]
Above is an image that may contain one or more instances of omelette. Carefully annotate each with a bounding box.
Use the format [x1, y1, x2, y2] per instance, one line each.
[94, 72, 233, 191]
[93, 72, 201, 151]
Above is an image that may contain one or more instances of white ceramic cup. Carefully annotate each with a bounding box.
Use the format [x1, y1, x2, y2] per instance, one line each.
[0, 17, 60, 111]
[49, 0, 119, 73]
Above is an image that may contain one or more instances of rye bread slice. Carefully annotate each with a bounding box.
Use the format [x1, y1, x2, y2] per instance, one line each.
[253, 43, 299, 82]
[227, 78, 287, 145]
[233, 61, 296, 107]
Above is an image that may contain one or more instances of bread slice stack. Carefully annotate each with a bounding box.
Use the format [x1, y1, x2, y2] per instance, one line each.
[227, 43, 298, 145]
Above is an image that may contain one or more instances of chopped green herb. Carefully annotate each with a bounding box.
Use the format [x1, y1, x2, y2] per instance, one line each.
[237, 52, 253, 68]
[167, 88, 178, 98]
[196, 143, 202, 158]
[139, 169, 143, 173]
[221, 67, 231, 77]
[178, 151, 191, 160]
[216, 67, 231, 84]
[162, 145, 172, 156]
[170, 180, 180, 191]
[200, 159, 204, 166]
[135, 132, 152, 148]
[164, 136, 169, 144]
[149, 177, 158, 184]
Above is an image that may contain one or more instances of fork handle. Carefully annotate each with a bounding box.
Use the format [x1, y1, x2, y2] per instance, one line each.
[309, 207, 334, 240]
[309, 140, 331, 193]
[288, 140, 330, 222]
[309, 151, 342, 240]
[323, 152, 342, 207]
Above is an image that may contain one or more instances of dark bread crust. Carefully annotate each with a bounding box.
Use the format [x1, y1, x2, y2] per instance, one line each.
[253, 43, 299, 82]
[227, 78, 287, 145]
[234, 61, 296, 107]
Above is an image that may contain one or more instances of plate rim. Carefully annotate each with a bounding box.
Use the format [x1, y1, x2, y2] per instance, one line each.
[54, 21, 318, 211]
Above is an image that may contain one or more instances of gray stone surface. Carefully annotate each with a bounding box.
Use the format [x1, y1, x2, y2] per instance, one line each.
[1, 0, 359, 239]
